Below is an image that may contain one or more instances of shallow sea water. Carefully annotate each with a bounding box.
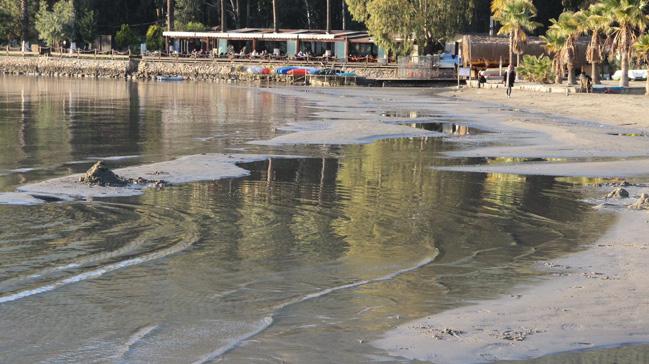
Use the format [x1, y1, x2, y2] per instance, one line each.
[0, 76, 637, 363]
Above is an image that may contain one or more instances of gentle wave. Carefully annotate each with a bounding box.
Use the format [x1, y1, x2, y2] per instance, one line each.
[114, 324, 159, 361]
[0, 221, 200, 304]
[193, 253, 438, 363]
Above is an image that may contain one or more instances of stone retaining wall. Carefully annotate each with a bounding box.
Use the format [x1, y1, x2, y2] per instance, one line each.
[0, 55, 134, 78]
[136, 59, 398, 81]
[0, 55, 401, 82]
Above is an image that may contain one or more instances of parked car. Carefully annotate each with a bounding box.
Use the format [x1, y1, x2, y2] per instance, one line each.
[611, 69, 647, 81]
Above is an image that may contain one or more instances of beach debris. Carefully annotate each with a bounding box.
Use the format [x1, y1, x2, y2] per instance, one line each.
[597, 180, 634, 188]
[605, 187, 629, 199]
[79, 161, 170, 189]
[424, 327, 465, 340]
[79, 161, 128, 187]
[494, 328, 542, 342]
[628, 193, 649, 210]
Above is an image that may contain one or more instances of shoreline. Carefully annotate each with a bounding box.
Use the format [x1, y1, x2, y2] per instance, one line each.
[2, 80, 649, 361]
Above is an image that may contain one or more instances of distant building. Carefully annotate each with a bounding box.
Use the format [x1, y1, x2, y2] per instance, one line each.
[162, 28, 387, 63]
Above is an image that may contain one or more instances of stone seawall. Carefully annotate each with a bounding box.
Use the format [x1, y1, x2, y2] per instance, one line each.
[0, 55, 401, 82]
[0, 55, 135, 78]
[136, 59, 398, 81]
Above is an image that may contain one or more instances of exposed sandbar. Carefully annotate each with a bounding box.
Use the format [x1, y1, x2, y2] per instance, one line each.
[16, 154, 281, 199]
[250, 120, 440, 145]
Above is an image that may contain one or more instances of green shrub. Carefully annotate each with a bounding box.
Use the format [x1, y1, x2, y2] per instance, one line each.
[517, 55, 554, 83]
[174, 21, 207, 32]
[185, 22, 207, 32]
[146, 24, 163, 51]
[115, 24, 138, 50]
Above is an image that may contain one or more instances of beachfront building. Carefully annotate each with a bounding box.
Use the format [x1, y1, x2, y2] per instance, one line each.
[458, 34, 589, 74]
[162, 28, 386, 63]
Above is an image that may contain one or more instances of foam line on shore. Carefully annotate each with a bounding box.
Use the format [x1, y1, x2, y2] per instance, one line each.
[193, 253, 438, 363]
[114, 324, 159, 361]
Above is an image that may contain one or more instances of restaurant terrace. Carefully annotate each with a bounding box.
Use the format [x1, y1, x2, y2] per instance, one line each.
[161, 28, 387, 63]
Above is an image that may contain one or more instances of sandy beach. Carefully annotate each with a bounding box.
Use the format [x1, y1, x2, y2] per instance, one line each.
[438, 86, 649, 129]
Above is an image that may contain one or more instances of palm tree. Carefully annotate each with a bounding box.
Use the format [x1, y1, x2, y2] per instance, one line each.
[272, 0, 278, 32]
[542, 29, 567, 84]
[495, 0, 541, 68]
[583, 4, 611, 84]
[601, 0, 649, 87]
[491, 0, 508, 18]
[633, 34, 649, 95]
[21, 0, 29, 51]
[547, 11, 583, 85]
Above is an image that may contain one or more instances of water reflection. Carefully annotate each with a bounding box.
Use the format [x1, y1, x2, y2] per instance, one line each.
[0, 76, 616, 363]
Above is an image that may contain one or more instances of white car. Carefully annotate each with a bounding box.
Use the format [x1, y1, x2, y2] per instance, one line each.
[611, 69, 647, 81]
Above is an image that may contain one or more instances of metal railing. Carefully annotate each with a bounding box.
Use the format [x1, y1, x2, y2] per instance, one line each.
[2, 46, 131, 60]
[397, 55, 441, 79]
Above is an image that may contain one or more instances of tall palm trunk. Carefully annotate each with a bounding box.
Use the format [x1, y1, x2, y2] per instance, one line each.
[567, 62, 576, 84]
[591, 63, 600, 85]
[620, 51, 630, 87]
[326, 0, 331, 34]
[589, 33, 601, 85]
[554, 59, 563, 84]
[506, 33, 513, 87]
[645, 65, 649, 95]
[620, 28, 630, 87]
[272, 0, 278, 32]
[20, 0, 28, 51]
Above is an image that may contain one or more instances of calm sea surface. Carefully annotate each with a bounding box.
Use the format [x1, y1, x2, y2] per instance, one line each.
[0, 76, 626, 363]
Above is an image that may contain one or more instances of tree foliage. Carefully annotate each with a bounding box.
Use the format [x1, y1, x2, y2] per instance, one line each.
[601, 0, 649, 86]
[547, 11, 583, 84]
[35, 0, 74, 47]
[78, 8, 97, 48]
[494, 0, 541, 62]
[175, 21, 209, 31]
[345, 0, 476, 56]
[633, 33, 649, 94]
[541, 28, 568, 83]
[146, 24, 164, 51]
[115, 24, 139, 50]
[0, 0, 39, 43]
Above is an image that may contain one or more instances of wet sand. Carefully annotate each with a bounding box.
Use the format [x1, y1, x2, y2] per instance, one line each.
[373, 87, 649, 363]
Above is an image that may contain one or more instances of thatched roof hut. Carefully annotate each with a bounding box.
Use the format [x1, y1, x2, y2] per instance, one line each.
[460, 34, 588, 69]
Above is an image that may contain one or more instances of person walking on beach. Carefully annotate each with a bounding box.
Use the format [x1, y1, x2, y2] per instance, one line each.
[504, 65, 516, 98]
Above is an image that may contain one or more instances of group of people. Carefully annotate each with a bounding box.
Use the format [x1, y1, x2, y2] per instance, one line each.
[478, 65, 593, 97]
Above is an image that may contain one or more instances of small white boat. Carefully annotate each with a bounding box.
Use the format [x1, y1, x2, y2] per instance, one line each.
[156, 75, 186, 81]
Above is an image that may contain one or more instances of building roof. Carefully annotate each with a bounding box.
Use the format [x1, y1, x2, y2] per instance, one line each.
[163, 28, 373, 42]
